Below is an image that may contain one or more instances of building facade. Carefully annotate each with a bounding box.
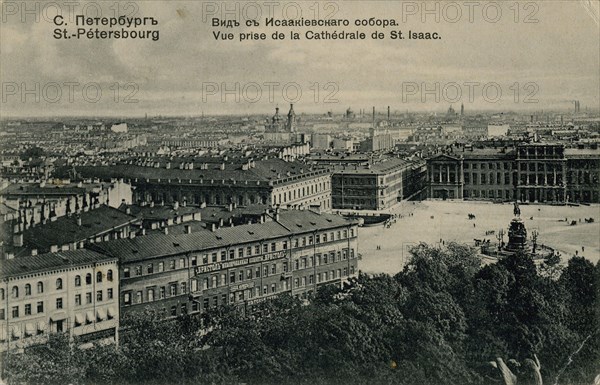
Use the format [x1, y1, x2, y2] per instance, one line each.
[0, 250, 119, 352]
[333, 158, 427, 211]
[92, 210, 359, 319]
[426, 144, 600, 203]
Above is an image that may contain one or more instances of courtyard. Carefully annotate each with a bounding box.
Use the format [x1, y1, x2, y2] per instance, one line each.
[358, 200, 600, 276]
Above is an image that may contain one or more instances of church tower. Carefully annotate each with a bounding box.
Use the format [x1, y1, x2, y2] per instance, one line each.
[286, 103, 296, 132]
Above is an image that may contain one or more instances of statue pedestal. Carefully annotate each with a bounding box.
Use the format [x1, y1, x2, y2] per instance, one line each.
[505, 217, 528, 252]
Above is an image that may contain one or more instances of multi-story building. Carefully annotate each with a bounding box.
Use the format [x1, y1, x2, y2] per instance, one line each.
[0, 250, 119, 352]
[426, 144, 600, 203]
[91, 209, 359, 318]
[63, 158, 333, 211]
[332, 158, 427, 211]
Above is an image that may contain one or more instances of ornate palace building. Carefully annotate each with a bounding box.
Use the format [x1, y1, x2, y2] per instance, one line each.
[427, 144, 600, 203]
[91, 209, 359, 319]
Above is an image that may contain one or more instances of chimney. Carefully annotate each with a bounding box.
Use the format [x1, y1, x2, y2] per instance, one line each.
[274, 207, 280, 221]
[387, 106, 390, 120]
[184, 225, 192, 234]
[50, 245, 59, 253]
[150, 201, 155, 208]
[13, 233, 23, 247]
[218, 218, 224, 227]
[125, 207, 131, 215]
[163, 227, 169, 235]
[210, 223, 217, 232]
[228, 203, 233, 212]
[31, 249, 38, 256]
[129, 231, 136, 239]
[141, 228, 146, 236]
[173, 201, 179, 210]
[76, 216, 82, 226]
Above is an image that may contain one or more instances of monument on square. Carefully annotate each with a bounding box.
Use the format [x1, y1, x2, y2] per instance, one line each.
[505, 202, 528, 252]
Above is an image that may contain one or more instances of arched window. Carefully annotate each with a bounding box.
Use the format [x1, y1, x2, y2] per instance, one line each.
[11, 286, 18, 298]
[96, 271, 102, 283]
[56, 278, 63, 290]
[107, 270, 113, 282]
[75, 275, 81, 286]
[25, 284, 31, 296]
[37, 282, 43, 293]
[86, 273, 92, 285]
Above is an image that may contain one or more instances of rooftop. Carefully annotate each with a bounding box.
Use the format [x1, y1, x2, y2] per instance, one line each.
[0, 249, 115, 280]
[92, 210, 356, 262]
[22, 205, 138, 250]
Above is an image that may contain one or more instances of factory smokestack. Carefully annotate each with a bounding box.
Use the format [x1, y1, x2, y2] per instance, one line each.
[387, 106, 390, 120]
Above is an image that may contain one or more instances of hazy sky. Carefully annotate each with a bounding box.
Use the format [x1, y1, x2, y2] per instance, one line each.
[1, 0, 599, 117]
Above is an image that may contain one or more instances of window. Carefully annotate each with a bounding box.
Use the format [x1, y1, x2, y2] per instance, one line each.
[135, 266, 142, 276]
[271, 242, 276, 252]
[11, 286, 18, 298]
[75, 295, 81, 306]
[180, 282, 187, 294]
[179, 258, 185, 268]
[271, 264, 276, 274]
[86, 292, 92, 304]
[255, 245, 260, 254]
[0, 289, 3, 300]
[123, 268, 130, 278]
[170, 260, 176, 270]
[271, 284, 276, 293]
[25, 284, 31, 296]
[283, 241, 288, 249]
[229, 272, 236, 284]
[191, 279, 198, 292]
[147, 288, 154, 301]
[171, 306, 177, 316]
[238, 248, 244, 258]
[220, 251, 226, 261]
[25, 304, 31, 316]
[107, 288, 113, 299]
[56, 278, 63, 290]
[159, 287, 166, 299]
[263, 244, 268, 253]
[12, 306, 19, 318]
[136, 291, 142, 303]
[229, 250, 235, 260]
[211, 253, 217, 263]
[246, 246, 252, 256]
[37, 281, 44, 293]
[124, 293, 131, 305]
[263, 266, 268, 277]
[0, 309, 4, 320]
[37, 301, 44, 313]
[202, 254, 208, 264]
[75, 275, 81, 286]
[181, 303, 187, 314]
[86, 273, 92, 284]
[191, 257, 197, 266]
[56, 298, 63, 309]
[158, 262, 164, 272]
[238, 271, 244, 282]
[255, 267, 261, 278]
[97, 290, 103, 302]
[170, 283, 177, 296]
[147, 264, 153, 274]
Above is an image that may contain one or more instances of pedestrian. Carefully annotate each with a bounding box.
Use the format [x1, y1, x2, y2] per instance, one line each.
[473, 223, 476, 228]
[582, 246, 585, 252]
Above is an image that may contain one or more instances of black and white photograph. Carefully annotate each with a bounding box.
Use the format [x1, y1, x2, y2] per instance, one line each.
[0, 1, 599, 384]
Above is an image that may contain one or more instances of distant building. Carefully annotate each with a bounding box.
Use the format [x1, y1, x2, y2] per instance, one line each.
[426, 144, 600, 203]
[332, 157, 427, 211]
[0, 250, 119, 352]
[311, 134, 331, 150]
[110, 123, 128, 133]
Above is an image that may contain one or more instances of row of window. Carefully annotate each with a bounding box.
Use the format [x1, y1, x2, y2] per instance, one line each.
[1, 301, 43, 320]
[1, 271, 114, 300]
[274, 181, 329, 204]
[122, 232, 355, 278]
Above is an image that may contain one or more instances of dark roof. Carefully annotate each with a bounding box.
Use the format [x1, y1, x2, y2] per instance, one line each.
[121, 204, 202, 220]
[23, 205, 138, 250]
[0, 249, 115, 280]
[57, 159, 325, 185]
[92, 210, 356, 262]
